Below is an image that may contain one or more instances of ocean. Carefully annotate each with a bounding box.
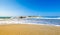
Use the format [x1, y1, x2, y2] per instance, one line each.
[0, 17, 60, 25]
[23, 18, 60, 25]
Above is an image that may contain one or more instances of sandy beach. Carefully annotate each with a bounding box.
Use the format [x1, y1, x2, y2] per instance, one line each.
[0, 24, 60, 35]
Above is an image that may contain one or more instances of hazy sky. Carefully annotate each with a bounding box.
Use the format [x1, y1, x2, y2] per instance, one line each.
[0, 0, 60, 16]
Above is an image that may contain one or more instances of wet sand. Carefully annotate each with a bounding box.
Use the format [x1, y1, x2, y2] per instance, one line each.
[0, 24, 60, 35]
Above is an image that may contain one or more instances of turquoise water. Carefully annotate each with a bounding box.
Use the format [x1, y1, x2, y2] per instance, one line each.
[0, 17, 11, 19]
[42, 16, 60, 18]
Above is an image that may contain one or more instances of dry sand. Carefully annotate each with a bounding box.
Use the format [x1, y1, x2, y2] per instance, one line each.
[0, 24, 60, 35]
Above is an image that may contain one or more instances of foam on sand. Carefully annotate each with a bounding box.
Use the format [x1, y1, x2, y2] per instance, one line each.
[0, 17, 60, 35]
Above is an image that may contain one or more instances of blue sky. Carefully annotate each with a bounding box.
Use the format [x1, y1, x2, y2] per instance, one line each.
[0, 0, 60, 16]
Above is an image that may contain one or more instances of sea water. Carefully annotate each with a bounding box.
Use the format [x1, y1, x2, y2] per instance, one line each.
[22, 18, 60, 26]
[0, 17, 60, 26]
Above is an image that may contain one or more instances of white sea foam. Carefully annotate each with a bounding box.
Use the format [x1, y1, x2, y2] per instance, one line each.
[0, 18, 60, 27]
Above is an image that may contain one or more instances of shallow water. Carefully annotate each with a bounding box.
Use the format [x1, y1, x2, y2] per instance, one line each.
[0, 18, 60, 26]
[22, 19, 60, 25]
